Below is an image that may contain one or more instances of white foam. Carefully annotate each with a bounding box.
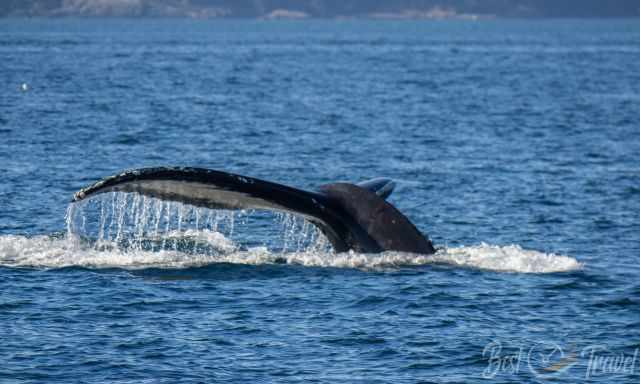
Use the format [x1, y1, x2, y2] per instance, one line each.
[165, 229, 238, 253]
[432, 243, 582, 273]
[0, 234, 581, 273]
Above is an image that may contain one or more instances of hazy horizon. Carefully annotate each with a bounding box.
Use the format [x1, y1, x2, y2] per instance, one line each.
[2, 0, 639, 19]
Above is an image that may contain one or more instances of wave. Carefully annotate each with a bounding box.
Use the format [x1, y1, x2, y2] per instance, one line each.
[0, 232, 581, 273]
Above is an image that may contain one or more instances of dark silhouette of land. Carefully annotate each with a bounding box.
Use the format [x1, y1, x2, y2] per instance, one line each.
[2, 0, 639, 18]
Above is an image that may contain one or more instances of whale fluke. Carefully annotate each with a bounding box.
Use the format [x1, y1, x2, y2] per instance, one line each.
[72, 167, 435, 255]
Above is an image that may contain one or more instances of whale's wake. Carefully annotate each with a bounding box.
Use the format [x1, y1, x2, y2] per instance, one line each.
[0, 193, 581, 273]
[0, 233, 581, 273]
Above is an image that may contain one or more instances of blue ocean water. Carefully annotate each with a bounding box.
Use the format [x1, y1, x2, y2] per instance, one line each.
[1, 18, 639, 382]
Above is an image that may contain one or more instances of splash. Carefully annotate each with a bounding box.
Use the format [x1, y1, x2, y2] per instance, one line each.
[0, 234, 582, 273]
[432, 243, 582, 273]
[0, 192, 581, 273]
[64, 192, 330, 255]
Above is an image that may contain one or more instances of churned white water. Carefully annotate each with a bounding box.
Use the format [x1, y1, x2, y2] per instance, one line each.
[0, 233, 581, 273]
[0, 192, 581, 273]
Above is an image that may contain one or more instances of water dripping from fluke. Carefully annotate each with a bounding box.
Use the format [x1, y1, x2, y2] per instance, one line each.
[64, 191, 333, 262]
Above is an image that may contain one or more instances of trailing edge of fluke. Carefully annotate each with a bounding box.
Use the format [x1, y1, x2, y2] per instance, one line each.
[73, 167, 435, 255]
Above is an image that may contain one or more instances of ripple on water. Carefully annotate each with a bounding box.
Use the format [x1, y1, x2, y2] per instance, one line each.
[2, 19, 639, 383]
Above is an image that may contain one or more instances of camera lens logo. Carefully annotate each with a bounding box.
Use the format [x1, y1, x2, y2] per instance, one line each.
[528, 342, 577, 377]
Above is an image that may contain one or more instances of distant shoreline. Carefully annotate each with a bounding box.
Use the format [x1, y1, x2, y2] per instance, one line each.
[3, 0, 639, 19]
[2, 4, 640, 20]
[2, 15, 640, 20]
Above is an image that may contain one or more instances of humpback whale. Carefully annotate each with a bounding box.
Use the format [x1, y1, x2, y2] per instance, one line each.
[73, 167, 436, 255]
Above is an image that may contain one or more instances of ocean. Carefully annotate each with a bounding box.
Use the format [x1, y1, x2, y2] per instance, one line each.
[0, 19, 639, 382]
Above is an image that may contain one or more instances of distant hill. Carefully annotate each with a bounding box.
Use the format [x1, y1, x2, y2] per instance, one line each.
[2, 0, 639, 18]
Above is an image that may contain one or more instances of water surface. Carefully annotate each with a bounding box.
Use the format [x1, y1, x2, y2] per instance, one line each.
[1, 19, 639, 383]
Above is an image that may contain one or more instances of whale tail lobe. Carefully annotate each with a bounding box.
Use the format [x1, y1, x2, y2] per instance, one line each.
[73, 167, 435, 255]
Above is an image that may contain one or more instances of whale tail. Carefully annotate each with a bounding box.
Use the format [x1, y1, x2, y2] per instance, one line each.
[72, 167, 435, 255]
